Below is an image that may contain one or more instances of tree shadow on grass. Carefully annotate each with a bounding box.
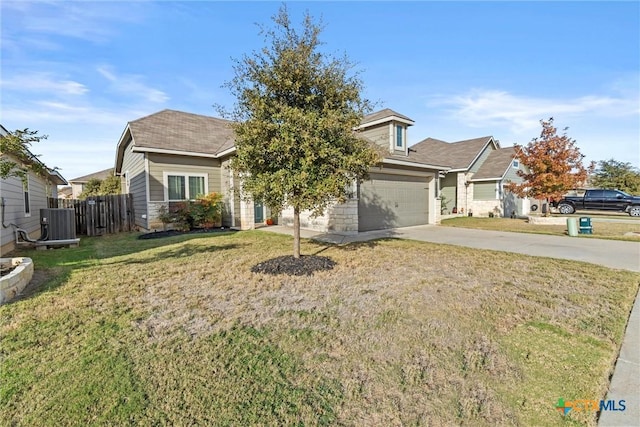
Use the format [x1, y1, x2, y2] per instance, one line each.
[310, 236, 399, 256]
[101, 242, 248, 267]
[2, 230, 241, 305]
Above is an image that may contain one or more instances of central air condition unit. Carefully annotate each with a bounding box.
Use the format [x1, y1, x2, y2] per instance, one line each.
[40, 208, 76, 240]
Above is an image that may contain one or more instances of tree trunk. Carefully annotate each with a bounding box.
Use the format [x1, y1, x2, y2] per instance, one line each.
[293, 207, 300, 259]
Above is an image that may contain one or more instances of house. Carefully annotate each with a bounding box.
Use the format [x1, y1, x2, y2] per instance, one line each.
[279, 109, 450, 232]
[410, 136, 528, 217]
[114, 109, 450, 232]
[114, 110, 246, 231]
[57, 186, 73, 199]
[0, 125, 68, 255]
[68, 168, 114, 199]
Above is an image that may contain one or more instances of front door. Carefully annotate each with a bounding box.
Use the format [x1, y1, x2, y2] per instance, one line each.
[254, 201, 264, 223]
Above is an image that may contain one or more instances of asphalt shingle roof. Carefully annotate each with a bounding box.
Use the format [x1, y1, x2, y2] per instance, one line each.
[69, 168, 114, 183]
[471, 147, 518, 180]
[128, 109, 235, 156]
[409, 136, 493, 170]
[362, 108, 414, 125]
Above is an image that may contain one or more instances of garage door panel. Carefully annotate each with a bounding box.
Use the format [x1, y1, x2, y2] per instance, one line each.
[358, 173, 429, 231]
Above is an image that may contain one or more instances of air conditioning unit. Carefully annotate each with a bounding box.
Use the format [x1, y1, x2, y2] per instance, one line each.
[40, 208, 76, 240]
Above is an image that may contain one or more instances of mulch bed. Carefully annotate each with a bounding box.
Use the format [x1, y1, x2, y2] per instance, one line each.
[251, 255, 337, 276]
[138, 228, 235, 240]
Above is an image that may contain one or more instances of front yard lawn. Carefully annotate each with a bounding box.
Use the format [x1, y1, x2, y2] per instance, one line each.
[442, 217, 640, 241]
[2, 231, 638, 426]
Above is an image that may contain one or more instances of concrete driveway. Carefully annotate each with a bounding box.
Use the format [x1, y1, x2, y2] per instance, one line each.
[260, 224, 640, 426]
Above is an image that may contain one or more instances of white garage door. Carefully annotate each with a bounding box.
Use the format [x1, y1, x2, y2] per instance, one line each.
[358, 173, 430, 231]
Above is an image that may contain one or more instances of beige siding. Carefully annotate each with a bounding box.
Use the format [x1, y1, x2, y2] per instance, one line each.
[503, 161, 523, 183]
[473, 182, 497, 200]
[440, 173, 457, 212]
[120, 140, 148, 228]
[360, 123, 389, 150]
[147, 153, 221, 202]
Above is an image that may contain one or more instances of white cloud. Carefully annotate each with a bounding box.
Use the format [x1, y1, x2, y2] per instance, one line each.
[1, 1, 148, 44]
[98, 66, 169, 104]
[1, 73, 89, 96]
[429, 89, 639, 134]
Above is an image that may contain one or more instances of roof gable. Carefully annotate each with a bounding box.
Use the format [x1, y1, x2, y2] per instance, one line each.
[471, 147, 518, 181]
[410, 136, 494, 170]
[69, 168, 114, 183]
[360, 108, 414, 128]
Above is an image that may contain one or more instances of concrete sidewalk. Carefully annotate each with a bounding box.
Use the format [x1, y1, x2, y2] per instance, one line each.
[259, 224, 640, 426]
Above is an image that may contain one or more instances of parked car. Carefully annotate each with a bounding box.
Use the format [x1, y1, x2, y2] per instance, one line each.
[553, 189, 640, 216]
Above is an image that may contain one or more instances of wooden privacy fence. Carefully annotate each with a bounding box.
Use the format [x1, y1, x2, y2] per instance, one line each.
[48, 194, 135, 236]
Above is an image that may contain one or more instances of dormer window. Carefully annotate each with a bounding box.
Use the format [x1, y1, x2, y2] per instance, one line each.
[396, 125, 404, 149]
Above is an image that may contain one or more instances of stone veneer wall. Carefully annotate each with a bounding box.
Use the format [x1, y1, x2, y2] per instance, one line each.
[279, 198, 358, 234]
[147, 201, 168, 230]
[469, 200, 503, 217]
[456, 172, 475, 215]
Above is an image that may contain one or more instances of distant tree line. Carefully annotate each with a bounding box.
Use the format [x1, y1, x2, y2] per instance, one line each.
[78, 176, 121, 199]
[590, 159, 640, 194]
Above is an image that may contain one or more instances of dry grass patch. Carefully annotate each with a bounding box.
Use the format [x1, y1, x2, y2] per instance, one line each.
[442, 216, 640, 241]
[1, 231, 637, 426]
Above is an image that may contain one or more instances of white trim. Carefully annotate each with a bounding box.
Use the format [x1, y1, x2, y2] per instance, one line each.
[356, 115, 415, 129]
[132, 146, 219, 159]
[23, 174, 31, 218]
[470, 177, 505, 182]
[465, 137, 497, 170]
[163, 171, 209, 201]
[124, 170, 131, 193]
[144, 155, 151, 230]
[369, 168, 435, 178]
[382, 158, 450, 171]
[216, 147, 236, 157]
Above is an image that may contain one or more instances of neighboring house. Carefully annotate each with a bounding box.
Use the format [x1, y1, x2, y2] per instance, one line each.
[57, 186, 73, 199]
[410, 136, 528, 217]
[68, 168, 114, 199]
[1, 125, 68, 255]
[114, 109, 451, 233]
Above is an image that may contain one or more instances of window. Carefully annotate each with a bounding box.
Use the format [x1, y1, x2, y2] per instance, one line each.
[396, 125, 404, 148]
[165, 173, 207, 201]
[512, 160, 519, 169]
[23, 175, 31, 216]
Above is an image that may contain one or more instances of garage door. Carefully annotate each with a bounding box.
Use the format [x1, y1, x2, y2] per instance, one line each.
[358, 173, 429, 231]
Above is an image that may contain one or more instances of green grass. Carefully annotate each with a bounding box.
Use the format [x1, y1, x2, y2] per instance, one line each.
[441, 217, 640, 241]
[1, 231, 638, 426]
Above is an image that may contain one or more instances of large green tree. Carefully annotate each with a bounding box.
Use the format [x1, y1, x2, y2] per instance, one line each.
[225, 6, 380, 258]
[78, 175, 121, 199]
[507, 118, 593, 205]
[590, 159, 640, 194]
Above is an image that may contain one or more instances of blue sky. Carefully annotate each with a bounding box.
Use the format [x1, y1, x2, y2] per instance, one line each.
[1, 1, 639, 182]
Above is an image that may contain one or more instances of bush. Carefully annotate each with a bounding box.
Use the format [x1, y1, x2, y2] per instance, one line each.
[157, 205, 174, 231]
[193, 192, 223, 228]
[166, 193, 224, 231]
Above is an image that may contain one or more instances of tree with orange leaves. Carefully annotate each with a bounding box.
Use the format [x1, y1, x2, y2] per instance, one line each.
[507, 118, 594, 206]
